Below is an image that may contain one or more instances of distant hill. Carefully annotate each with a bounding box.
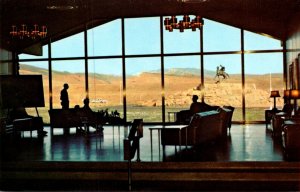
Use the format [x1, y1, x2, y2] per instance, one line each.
[20, 64, 120, 82]
[150, 68, 216, 77]
[19, 64, 49, 75]
[20, 63, 281, 78]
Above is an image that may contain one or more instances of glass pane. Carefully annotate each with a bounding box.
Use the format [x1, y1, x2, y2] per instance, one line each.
[164, 15, 200, 54]
[52, 60, 85, 109]
[52, 32, 84, 58]
[87, 19, 122, 56]
[204, 54, 242, 121]
[19, 61, 50, 123]
[88, 59, 123, 118]
[245, 53, 284, 121]
[19, 44, 49, 59]
[203, 19, 241, 52]
[125, 17, 160, 55]
[164, 56, 201, 122]
[126, 57, 162, 122]
[244, 31, 282, 50]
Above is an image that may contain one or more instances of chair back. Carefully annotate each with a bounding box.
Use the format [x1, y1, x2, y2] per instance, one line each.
[282, 104, 293, 116]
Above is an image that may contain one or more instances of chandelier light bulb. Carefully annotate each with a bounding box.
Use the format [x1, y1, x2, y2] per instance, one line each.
[9, 24, 47, 40]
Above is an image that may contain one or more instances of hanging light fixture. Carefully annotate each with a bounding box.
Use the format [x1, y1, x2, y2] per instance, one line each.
[10, 24, 47, 40]
[164, 15, 204, 32]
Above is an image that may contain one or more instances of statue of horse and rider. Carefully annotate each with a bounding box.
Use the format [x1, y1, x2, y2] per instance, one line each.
[214, 65, 229, 83]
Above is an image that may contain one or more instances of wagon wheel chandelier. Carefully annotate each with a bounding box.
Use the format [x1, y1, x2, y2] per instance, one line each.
[164, 15, 204, 32]
[10, 24, 47, 40]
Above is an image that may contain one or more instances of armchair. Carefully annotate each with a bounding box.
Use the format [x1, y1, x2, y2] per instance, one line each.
[282, 120, 300, 160]
[223, 106, 235, 131]
[271, 104, 297, 138]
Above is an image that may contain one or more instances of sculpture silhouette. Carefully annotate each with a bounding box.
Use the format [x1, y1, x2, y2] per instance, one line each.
[214, 65, 229, 83]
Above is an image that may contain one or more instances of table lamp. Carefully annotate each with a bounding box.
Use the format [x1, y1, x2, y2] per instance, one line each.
[270, 90, 280, 110]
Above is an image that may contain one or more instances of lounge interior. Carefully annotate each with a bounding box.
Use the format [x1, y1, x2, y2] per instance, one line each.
[1, 0, 300, 191]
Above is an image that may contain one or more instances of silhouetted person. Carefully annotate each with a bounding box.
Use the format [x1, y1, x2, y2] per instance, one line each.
[190, 95, 201, 114]
[60, 83, 69, 109]
[83, 98, 91, 111]
[81, 98, 104, 132]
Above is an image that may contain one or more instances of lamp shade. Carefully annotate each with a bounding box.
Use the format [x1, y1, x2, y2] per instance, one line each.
[290, 89, 300, 99]
[270, 90, 280, 98]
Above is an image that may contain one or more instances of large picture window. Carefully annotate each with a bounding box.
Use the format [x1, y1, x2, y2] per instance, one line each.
[245, 53, 284, 121]
[87, 19, 122, 56]
[52, 32, 84, 58]
[204, 54, 242, 121]
[125, 57, 162, 122]
[52, 60, 85, 109]
[88, 59, 123, 118]
[164, 56, 201, 121]
[203, 19, 241, 52]
[244, 31, 282, 51]
[125, 17, 160, 55]
[17, 16, 284, 124]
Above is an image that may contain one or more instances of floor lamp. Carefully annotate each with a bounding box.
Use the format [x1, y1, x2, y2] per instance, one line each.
[270, 90, 280, 110]
[290, 89, 300, 115]
[283, 90, 291, 104]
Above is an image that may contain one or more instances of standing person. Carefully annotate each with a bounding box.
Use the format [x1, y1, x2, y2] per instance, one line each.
[60, 83, 69, 109]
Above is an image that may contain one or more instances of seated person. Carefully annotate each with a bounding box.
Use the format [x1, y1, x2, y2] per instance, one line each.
[176, 95, 219, 124]
[190, 95, 218, 114]
[9, 107, 47, 136]
[80, 98, 104, 131]
[190, 95, 201, 114]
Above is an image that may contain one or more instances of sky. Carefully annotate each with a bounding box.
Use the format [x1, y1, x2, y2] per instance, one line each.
[19, 17, 283, 75]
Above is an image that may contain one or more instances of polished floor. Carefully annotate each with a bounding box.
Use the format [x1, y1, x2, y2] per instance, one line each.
[1, 123, 288, 162]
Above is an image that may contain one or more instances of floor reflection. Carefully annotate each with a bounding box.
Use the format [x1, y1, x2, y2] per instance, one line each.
[0, 124, 286, 162]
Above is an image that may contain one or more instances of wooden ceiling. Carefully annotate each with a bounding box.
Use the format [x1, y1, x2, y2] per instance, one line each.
[1, 0, 300, 52]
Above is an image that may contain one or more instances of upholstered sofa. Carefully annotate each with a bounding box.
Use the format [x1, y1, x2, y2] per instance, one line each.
[48, 108, 122, 135]
[48, 109, 82, 135]
[175, 102, 219, 124]
[161, 107, 233, 147]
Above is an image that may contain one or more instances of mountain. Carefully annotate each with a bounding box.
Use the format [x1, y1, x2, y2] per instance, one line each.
[150, 68, 216, 77]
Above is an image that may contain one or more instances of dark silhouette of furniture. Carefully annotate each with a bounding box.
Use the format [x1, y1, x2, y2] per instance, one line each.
[1, 75, 46, 138]
[49, 109, 81, 135]
[12, 117, 44, 137]
[161, 107, 233, 148]
[48, 108, 108, 136]
[270, 104, 294, 137]
[223, 106, 235, 132]
[266, 103, 293, 129]
[175, 102, 219, 124]
[282, 119, 300, 160]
